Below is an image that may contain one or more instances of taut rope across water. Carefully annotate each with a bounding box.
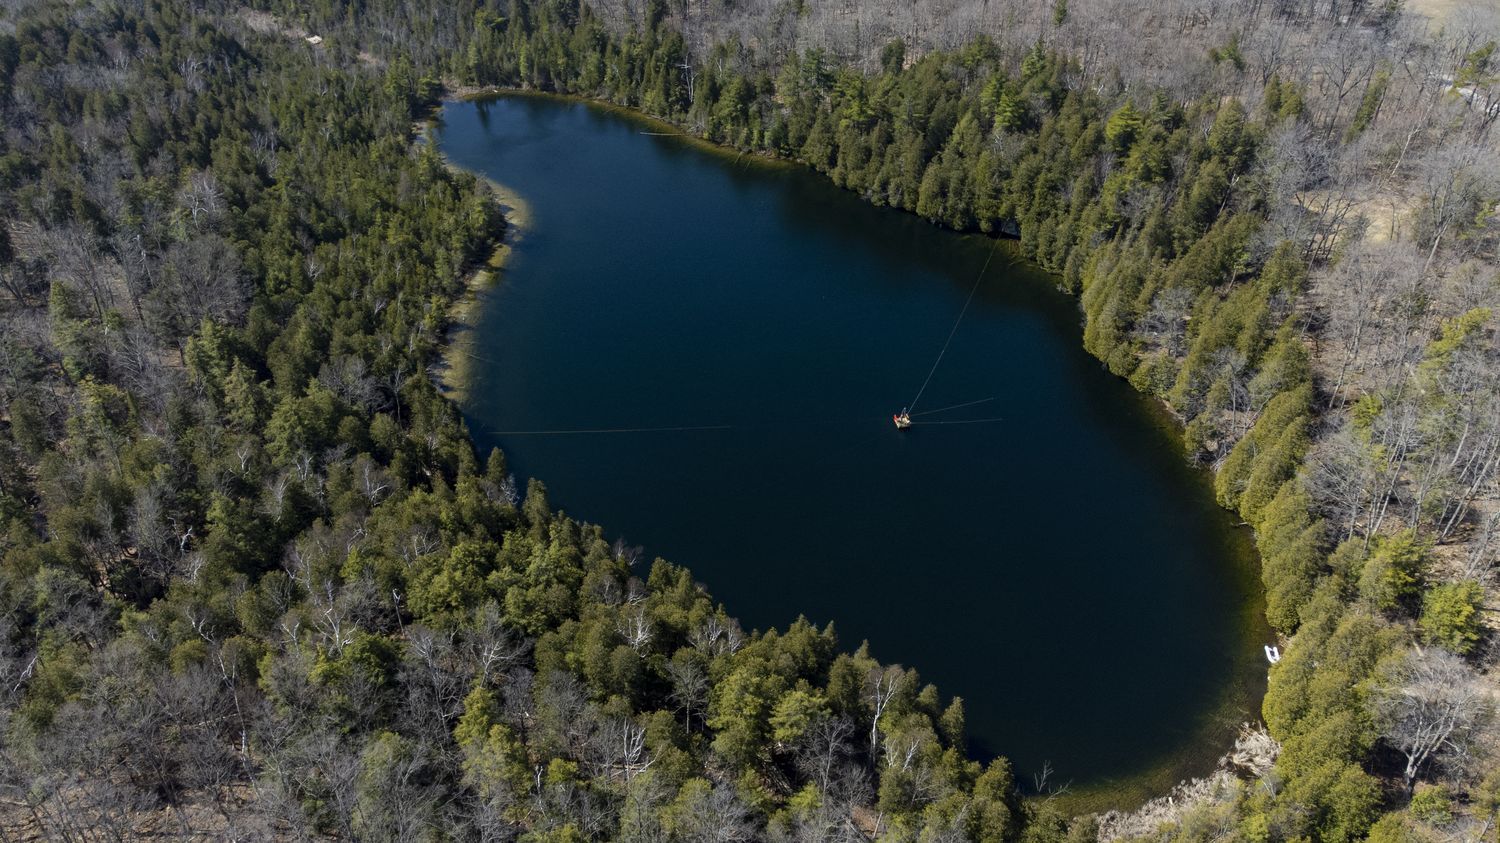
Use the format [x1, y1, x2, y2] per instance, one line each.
[906, 239, 1000, 414]
[911, 396, 999, 417]
[910, 416, 1006, 426]
[482, 241, 1007, 438]
[489, 424, 734, 435]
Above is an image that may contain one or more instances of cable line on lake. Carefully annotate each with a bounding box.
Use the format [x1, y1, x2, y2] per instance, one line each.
[911, 396, 999, 417]
[489, 424, 734, 435]
[894, 239, 1001, 430]
[910, 416, 1006, 426]
[487, 408, 1009, 438]
[487, 252, 1013, 439]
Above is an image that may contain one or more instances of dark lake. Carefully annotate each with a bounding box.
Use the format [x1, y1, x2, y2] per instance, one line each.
[435, 94, 1269, 804]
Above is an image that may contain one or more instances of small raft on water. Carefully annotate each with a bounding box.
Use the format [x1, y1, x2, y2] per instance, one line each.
[893, 409, 912, 430]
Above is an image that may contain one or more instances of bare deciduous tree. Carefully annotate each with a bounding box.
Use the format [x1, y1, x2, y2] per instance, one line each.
[667, 656, 710, 731]
[1372, 646, 1493, 790]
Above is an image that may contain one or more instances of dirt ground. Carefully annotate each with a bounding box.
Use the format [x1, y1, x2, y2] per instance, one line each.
[1405, 0, 1500, 26]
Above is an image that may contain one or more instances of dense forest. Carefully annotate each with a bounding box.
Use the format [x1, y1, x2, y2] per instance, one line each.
[1, 0, 1498, 840]
[0, 2, 1038, 840]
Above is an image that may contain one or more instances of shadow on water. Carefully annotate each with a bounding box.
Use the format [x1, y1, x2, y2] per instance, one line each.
[435, 93, 1271, 811]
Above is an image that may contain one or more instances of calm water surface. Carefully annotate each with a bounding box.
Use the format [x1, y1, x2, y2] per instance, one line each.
[436, 95, 1268, 802]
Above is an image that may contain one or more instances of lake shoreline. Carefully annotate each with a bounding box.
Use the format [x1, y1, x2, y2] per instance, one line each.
[443, 85, 799, 174]
[425, 92, 1271, 818]
[417, 116, 532, 404]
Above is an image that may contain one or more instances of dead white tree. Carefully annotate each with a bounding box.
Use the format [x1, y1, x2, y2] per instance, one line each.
[616, 604, 654, 651]
[1372, 646, 1493, 791]
[689, 614, 744, 657]
[866, 664, 906, 756]
[666, 657, 709, 731]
